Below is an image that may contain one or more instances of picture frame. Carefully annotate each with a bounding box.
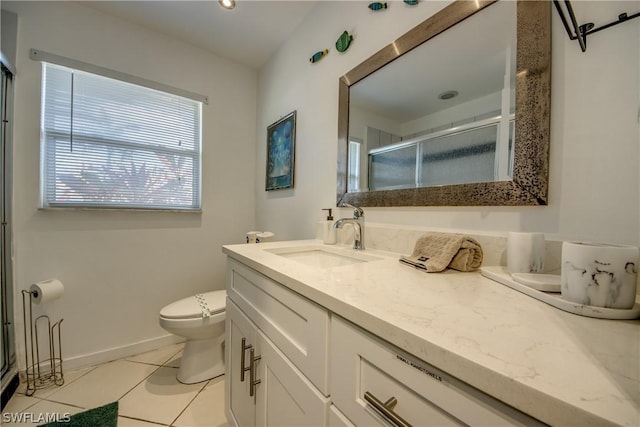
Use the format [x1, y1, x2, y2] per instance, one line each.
[265, 111, 296, 191]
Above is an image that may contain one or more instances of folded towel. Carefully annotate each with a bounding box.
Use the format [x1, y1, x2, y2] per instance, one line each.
[399, 232, 483, 273]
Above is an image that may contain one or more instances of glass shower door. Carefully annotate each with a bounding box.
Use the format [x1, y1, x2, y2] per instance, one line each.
[1, 63, 15, 382]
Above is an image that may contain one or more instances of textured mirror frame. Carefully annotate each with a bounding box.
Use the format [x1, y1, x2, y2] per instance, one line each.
[337, 0, 551, 207]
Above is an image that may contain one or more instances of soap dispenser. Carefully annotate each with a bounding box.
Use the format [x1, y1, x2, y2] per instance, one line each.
[321, 208, 336, 245]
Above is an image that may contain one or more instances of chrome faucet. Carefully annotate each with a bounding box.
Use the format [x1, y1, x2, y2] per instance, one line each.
[333, 204, 365, 250]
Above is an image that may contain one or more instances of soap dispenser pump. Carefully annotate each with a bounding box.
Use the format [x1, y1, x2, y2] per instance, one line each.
[322, 208, 337, 245]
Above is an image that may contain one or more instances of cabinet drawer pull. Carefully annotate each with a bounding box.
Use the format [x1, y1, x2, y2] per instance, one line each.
[364, 391, 413, 427]
[249, 348, 262, 397]
[240, 337, 252, 382]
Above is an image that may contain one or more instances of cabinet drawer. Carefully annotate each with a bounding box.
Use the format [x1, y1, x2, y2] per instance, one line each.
[227, 259, 329, 394]
[330, 316, 543, 427]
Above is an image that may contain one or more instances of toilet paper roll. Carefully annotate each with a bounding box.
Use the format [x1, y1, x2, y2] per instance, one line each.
[30, 279, 64, 304]
[246, 231, 275, 243]
[257, 231, 274, 242]
[246, 231, 260, 244]
[507, 232, 545, 274]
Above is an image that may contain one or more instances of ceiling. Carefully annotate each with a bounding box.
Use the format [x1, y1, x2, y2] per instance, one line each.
[86, 1, 318, 69]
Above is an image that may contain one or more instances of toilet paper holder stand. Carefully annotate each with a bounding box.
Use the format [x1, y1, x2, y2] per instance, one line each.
[21, 289, 64, 396]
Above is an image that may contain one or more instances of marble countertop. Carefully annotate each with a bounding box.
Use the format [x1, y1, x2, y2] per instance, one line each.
[222, 240, 640, 427]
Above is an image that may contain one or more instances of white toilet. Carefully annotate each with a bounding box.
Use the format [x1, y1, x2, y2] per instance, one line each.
[159, 290, 226, 384]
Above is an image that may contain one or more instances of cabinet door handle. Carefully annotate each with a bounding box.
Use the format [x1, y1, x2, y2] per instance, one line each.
[240, 337, 252, 382]
[249, 348, 262, 397]
[364, 391, 413, 427]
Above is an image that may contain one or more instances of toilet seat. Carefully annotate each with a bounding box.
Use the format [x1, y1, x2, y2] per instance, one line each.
[160, 290, 226, 319]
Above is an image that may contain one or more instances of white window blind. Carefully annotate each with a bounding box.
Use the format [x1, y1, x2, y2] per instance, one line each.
[40, 63, 202, 210]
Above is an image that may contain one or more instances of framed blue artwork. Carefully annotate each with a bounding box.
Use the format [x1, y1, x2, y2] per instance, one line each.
[266, 111, 296, 191]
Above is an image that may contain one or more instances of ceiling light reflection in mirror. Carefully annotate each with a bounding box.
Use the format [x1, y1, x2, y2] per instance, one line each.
[219, 0, 236, 10]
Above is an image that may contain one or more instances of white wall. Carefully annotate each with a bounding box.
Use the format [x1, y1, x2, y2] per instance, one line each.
[5, 1, 257, 367]
[256, 1, 640, 247]
[349, 106, 402, 142]
[401, 92, 502, 136]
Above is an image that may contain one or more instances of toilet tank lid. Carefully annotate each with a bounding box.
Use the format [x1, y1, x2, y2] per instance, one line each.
[160, 290, 226, 319]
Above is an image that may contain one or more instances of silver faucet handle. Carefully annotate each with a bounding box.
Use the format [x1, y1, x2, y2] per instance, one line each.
[343, 203, 364, 219]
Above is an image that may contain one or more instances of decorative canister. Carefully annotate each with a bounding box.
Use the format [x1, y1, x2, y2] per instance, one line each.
[561, 242, 639, 309]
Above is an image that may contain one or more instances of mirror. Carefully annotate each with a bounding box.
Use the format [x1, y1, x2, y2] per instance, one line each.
[337, 0, 551, 207]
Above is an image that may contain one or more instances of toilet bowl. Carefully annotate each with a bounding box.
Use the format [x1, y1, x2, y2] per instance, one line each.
[159, 290, 226, 384]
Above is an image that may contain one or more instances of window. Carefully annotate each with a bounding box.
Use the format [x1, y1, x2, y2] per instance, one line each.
[40, 63, 202, 210]
[348, 138, 361, 192]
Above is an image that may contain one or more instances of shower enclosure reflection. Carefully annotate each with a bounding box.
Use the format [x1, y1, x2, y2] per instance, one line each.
[363, 116, 514, 191]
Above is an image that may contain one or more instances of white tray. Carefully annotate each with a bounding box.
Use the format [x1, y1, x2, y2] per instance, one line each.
[480, 266, 640, 320]
[511, 272, 561, 292]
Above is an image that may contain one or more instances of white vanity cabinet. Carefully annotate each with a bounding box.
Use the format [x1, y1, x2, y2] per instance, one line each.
[225, 259, 330, 427]
[223, 242, 639, 427]
[330, 316, 543, 427]
[225, 255, 544, 427]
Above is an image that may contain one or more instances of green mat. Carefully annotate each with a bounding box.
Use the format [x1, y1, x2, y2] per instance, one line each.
[39, 401, 118, 427]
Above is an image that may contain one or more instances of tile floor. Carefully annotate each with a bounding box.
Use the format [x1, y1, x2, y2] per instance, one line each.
[2, 343, 229, 426]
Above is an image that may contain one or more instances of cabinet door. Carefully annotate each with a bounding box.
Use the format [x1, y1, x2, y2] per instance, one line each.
[226, 299, 257, 427]
[227, 259, 330, 394]
[329, 405, 355, 427]
[255, 330, 329, 427]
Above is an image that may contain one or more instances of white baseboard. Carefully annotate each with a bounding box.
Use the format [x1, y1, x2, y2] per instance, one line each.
[57, 334, 184, 372]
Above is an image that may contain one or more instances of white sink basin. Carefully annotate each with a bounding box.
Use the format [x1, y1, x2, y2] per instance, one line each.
[266, 245, 382, 268]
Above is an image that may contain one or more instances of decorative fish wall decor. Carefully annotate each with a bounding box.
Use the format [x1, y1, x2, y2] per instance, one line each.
[335, 31, 353, 53]
[309, 49, 329, 64]
[403, 0, 419, 5]
[368, 2, 388, 12]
